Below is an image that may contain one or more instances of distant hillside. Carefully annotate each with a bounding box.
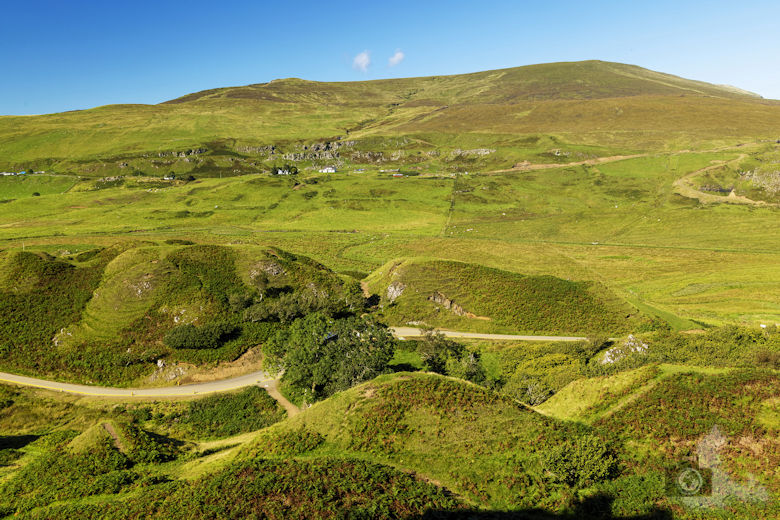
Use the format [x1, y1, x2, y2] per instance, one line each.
[1, 60, 778, 173]
[165, 61, 764, 105]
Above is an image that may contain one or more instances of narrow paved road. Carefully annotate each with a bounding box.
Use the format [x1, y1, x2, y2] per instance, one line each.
[390, 327, 587, 342]
[0, 370, 275, 398]
[0, 329, 586, 398]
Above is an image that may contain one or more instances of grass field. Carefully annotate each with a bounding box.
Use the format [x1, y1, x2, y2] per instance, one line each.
[2, 147, 777, 330]
[0, 59, 778, 519]
[0, 175, 77, 200]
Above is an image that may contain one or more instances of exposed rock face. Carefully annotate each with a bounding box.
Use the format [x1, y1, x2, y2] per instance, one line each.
[147, 148, 207, 158]
[301, 141, 354, 152]
[601, 334, 648, 364]
[282, 141, 356, 161]
[237, 145, 276, 155]
[449, 148, 495, 158]
[428, 291, 469, 316]
[255, 261, 284, 277]
[350, 151, 386, 162]
[283, 151, 339, 161]
[386, 281, 406, 302]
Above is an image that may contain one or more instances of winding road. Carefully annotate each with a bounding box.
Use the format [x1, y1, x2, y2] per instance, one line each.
[0, 370, 276, 398]
[0, 328, 586, 398]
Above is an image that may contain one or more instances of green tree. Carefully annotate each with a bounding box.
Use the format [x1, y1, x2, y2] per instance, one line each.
[541, 434, 619, 488]
[264, 313, 396, 402]
[417, 328, 464, 374]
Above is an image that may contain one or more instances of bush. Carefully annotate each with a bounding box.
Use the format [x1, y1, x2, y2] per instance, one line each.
[541, 434, 619, 488]
[173, 386, 285, 438]
[502, 373, 553, 405]
[163, 322, 235, 350]
[416, 328, 487, 384]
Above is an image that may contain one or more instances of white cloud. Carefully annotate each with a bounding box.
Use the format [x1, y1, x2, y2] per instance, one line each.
[353, 51, 371, 72]
[388, 49, 405, 67]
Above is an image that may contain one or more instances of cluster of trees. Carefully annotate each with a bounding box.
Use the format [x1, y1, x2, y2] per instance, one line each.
[243, 285, 364, 324]
[263, 313, 397, 402]
[163, 322, 235, 350]
[415, 328, 487, 384]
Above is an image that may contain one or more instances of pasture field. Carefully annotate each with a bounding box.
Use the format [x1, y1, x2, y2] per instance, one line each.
[0, 175, 78, 200]
[1, 146, 777, 330]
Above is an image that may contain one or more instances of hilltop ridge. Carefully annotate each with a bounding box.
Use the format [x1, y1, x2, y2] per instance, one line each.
[163, 60, 765, 105]
[1, 59, 778, 177]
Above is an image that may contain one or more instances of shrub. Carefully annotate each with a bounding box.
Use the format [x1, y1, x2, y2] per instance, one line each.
[502, 373, 553, 405]
[163, 322, 235, 350]
[173, 386, 285, 438]
[541, 434, 619, 488]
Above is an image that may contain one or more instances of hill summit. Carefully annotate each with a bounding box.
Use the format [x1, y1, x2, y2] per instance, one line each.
[0, 60, 777, 172]
[165, 60, 763, 105]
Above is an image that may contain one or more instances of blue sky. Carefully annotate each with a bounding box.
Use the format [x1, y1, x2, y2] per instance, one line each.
[2, 0, 779, 115]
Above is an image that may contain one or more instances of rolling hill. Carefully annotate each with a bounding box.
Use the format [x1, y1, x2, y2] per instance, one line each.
[1, 60, 779, 175]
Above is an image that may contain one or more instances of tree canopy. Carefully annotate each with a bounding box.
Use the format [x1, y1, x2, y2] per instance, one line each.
[264, 313, 397, 402]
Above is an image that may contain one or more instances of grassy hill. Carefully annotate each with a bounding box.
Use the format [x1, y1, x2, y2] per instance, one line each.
[365, 258, 648, 334]
[2, 60, 779, 175]
[0, 243, 362, 384]
[3, 364, 777, 518]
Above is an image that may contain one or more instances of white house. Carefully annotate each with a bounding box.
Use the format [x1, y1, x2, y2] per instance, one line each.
[319, 166, 337, 173]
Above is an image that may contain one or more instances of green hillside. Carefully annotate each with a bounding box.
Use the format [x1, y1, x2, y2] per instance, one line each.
[2, 60, 779, 176]
[1, 59, 779, 519]
[0, 243, 363, 384]
[365, 258, 648, 334]
[3, 363, 777, 518]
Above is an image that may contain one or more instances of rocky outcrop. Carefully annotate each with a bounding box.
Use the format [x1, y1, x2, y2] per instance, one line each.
[237, 145, 276, 155]
[428, 291, 469, 316]
[254, 261, 284, 277]
[141, 148, 207, 159]
[282, 141, 356, 161]
[387, 281, 406, 302]
[449, 148, 495, 159]
[350, 151, 386, 162]
[601, 335, 648, 364]
[301, 141, 354, 152]
[283, 151, 339, 161]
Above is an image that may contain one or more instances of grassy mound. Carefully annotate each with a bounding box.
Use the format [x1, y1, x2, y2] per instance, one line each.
[366, 258, 643, 334]
[0, 248, 119, 378]
[596, 368, 780, 491]
[245, 372, 607, 511]
[541, 365, 780, 510]
[0, 243, 362, 384]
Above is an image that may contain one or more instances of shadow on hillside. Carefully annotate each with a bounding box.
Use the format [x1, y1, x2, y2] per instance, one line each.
[418, 494, 672, 520]
[389, 362, 421, 373]
[0, 435, 39, 450]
